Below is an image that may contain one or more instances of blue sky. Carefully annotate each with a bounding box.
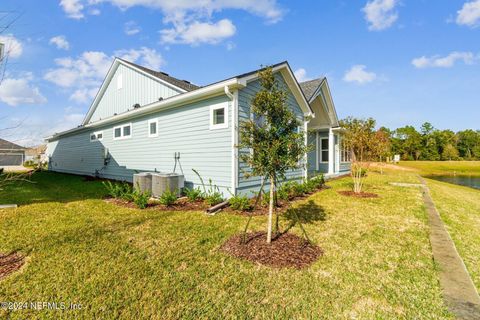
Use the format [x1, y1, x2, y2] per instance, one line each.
[0, 0, 479, 146]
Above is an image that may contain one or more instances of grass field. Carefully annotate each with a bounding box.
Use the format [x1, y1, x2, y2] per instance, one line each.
[425, 178, 480, 292]
[390, 160, 480, 292]
[0, 171, 451, 319]
[398, 161, 480, 176]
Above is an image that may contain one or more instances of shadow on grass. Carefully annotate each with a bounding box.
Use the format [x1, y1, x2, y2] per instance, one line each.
[0, 171, 107, 205]
[278, 200, 327, 241]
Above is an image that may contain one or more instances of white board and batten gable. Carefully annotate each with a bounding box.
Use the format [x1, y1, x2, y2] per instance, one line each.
[299, 78, 339, 130]
[83, 58, 198, 125]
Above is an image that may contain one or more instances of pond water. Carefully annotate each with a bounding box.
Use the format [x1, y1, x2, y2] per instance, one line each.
[425, 175, 480, 190]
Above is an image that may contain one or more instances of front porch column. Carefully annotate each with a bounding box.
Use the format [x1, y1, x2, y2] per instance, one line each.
[328, 127, 334, 175]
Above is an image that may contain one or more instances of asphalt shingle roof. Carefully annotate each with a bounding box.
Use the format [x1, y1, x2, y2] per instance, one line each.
[299, 78, 324, 101]
[119, 59, 200, 92]
[0, 138, 25, 150]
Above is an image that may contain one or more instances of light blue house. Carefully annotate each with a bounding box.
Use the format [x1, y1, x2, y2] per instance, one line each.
[46, 59, 350, 197]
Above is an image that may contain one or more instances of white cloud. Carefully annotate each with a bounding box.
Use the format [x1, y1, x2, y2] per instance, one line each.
[160, 19, 236, 45]
[456, 0, 480, 27]
[44, 51, 111, 88]
[44, 47, 164, 104]
[343, 65, 377, 84]
[1, 111, 85, 147]
[69, 88, 98, 104]
[294, 68, 311, 82]
[363, 0, 399, 31]
[124, 21, 141, 35]
[59, 0, 284, 45]
[412, 52, 477, 68]
[49, 35, 70, 50]
[0, 74, 47, 107]
[84, 0, 284, 23]
[0, 34, 23, 59]
[115, 47, 164, 69]
[60, 0, 84, 19]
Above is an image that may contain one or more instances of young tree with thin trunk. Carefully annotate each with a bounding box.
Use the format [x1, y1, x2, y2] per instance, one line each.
[339, 117, 377, 194]
[238, 67, 309, 244]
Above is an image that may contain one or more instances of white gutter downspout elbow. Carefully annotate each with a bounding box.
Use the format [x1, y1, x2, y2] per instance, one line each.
[224, 85, 234, 100]
[225, 85, 238, 197]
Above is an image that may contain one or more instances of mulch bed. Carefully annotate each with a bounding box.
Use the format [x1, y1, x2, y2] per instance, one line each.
[224, 186, 330, 217]
[104, 197, 209, 211]
[338, 190, 379, 198]
[220, 232, 323, 269]
[0, 252, 25, 280]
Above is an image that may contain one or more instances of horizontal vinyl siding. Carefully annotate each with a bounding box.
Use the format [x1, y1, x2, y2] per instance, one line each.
[237, 72, 305, 194]
[89, 64, 183, 123]
[307, 132, 317, 176]
[48, 94, 233, 196]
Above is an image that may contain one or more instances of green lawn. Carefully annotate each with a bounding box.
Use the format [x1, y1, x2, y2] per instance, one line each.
[392, 160, 480, 293]
[0, 172, 451, 319]
[426, 178, 480, 292]
[398, 160, 480, 176]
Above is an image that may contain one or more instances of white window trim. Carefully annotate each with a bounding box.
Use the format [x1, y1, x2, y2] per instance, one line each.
[320, 137, 329, 163]
[148, 119, 159, 137]
[113, 123, 132, 140]
[209, 103, 228, 130]
[90, 131, 104, 142]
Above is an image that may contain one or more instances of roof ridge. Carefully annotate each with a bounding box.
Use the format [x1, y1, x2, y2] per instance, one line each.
[117, 58, 200, 92]
[0, 138, 25, 149]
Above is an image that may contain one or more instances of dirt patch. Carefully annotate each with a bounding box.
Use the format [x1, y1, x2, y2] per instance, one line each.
[338, 191, 379, 198]
[220, 232, 322, 269]
[104, 197, 209, 211]
[0, 252, 25, 280]
[368, 162, 417, 172]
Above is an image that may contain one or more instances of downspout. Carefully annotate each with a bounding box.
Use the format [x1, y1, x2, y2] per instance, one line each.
[225, 85, 237, 196]
[304, 119, 310, 180]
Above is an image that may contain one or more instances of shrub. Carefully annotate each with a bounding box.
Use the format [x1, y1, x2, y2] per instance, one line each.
[229, 195, 252, 211]
[192, 168, 224, 206]
[120, 183, 135, 202]
[184, 187, 204, 202]
[103, 181, 133, 199]
[205, 192, 223, 206]
[303, 179, 317, 193]
[133, 190, 150, 209]
[277, 183, 290, 201]
[23, 160, 37, 168]
[291, 181, 306, 197]
[310, 174, 325, 189]
[159, 189, 177, 206]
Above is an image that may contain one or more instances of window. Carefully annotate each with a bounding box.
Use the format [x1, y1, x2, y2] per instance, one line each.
[90, 131, 103, 142]
[210, 103, 228, 130]
[341, 148, 351, 162]
[114, 127, 121, 138]
[320, 138, 329, 163]
[117, 74, 123, 90]
[148, 119, 158, 137]
[113, 123, 132, 140]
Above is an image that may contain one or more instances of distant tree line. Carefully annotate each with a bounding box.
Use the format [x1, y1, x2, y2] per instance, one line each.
[340, 117, 480, 161]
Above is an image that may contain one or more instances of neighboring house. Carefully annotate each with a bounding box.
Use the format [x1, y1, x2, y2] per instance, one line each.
[46, 59, 350, 197]
[25, 144, 47, 163]
[0, 138, 26, 166]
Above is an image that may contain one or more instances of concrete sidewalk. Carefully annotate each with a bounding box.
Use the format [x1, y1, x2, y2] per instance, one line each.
[419, 176, 480, 319]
